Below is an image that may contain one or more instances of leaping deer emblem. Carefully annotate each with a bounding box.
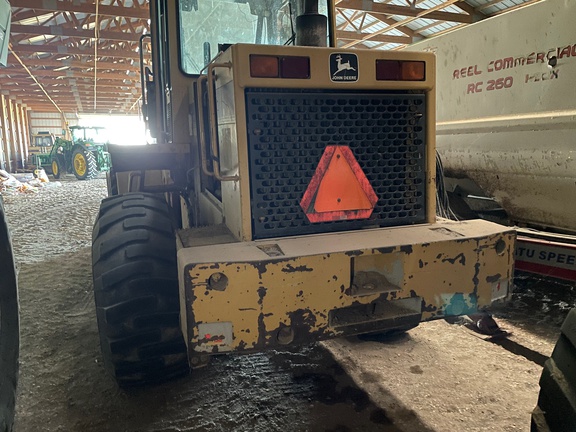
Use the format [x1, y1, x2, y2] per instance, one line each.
[333, 54, 356, 77]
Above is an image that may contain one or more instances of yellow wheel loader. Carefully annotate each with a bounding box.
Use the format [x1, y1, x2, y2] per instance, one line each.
[92, 0, 515, 386]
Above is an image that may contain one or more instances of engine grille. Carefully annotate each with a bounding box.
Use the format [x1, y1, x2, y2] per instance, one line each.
[245, 89, 427, 240]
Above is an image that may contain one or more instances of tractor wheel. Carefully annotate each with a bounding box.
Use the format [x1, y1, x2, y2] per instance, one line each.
[531, 308, 576, 431]
[92, 193, 189, 387]
[0, 197, 19, 432]
[72, 148, 98, 180]
[51, 156, 64, 179]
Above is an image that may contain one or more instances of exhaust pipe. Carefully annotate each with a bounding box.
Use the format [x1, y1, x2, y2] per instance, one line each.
[295, 0, 327, 47]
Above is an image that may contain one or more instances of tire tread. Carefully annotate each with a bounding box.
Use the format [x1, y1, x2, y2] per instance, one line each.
[0, 197, 19, 432]
[92, 192, 188, 387]
[532, 308, 576, 431]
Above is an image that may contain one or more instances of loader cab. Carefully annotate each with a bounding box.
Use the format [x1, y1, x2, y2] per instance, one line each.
[177, 0, 332, 76]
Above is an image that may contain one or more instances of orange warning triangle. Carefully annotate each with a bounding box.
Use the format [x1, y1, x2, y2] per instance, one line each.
[300, 145, 378, 223]
[314, 147, 372, 212]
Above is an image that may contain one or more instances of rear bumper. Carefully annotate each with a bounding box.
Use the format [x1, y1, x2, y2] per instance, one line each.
[178, 219, 515, 360]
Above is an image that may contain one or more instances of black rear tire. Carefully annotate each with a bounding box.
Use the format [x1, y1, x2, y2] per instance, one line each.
[92, 193, 189, 387]
[0, 197, 19, 432]
[531, 308, 576, 431]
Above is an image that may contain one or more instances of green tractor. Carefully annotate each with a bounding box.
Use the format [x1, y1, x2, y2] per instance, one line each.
[35, 126, 112, 180]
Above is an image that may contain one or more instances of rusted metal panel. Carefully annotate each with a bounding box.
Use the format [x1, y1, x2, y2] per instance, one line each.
[178, 219, 515, 361]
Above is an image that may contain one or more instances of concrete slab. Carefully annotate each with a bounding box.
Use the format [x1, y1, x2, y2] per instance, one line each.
[323, 319, 557, 432]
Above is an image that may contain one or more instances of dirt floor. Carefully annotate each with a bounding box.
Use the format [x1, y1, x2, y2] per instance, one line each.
[2, 176, 568, 431]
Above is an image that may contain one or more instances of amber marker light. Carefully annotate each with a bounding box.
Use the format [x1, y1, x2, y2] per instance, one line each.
[376, 60, 426, 81]
[250, 55, 279, 78]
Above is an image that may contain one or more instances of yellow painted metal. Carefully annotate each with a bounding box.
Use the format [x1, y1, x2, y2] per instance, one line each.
[179, 219, 515, 354]
[51, 159, 58, 177]
[206, 62, 239, 182]
[196, 75, 214, 178]
[231, 44, 437, 91]
[209, 44, 438, 242]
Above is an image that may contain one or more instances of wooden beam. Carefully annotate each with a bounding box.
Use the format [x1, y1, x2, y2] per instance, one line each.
[0, 69, 139, 81]
[7, 96, 136, 105]
[2, 93, 137, 104]
[0, 78, 140, 89]
[22, 98, 130, 106]
[337, 10, 416, 37]
[14, 103, 27, 163]
[25, 105, 132, 115]
[341, 0, 464, 48]
[11, 24, 144, 43]
[10, 43, 145, 60]
[6, 54, 140, 71]
[336, 31, 412, 44]
[12, 0, 150, 20]
[0, 95, 13, 172]
[361, 15, 416, 36]
[5, 98, 22, 170]
[336, 0, 474, 24]
[455, 0, 485, 19]
[27, 101, 131, 107]
[23, 107, 31, 155]
[25, 106, 128, 113]
[1, 86, 137, 96]
[2, 91, 136, 102]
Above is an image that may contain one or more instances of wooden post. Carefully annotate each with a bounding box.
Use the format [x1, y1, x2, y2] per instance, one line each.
[13, 102, 26, 168]
[0, 95, 9, 171]
[4, 97, 18, 172]
[9, 99, 22, 170]
[61, 113, 70, 140]
[0, 119, 3, 171]
[0, 94, 14, 172]
[21, 106, 30, 160]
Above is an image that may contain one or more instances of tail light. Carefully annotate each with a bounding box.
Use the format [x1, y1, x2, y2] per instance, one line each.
[250, 55, 310, 79]
[376, 60, 425, 81]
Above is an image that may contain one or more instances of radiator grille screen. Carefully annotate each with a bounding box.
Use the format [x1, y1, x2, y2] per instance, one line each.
[245, 89, 427, 240]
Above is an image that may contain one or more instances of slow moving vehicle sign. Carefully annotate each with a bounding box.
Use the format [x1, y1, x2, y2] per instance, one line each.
[300, 145, 377, 222]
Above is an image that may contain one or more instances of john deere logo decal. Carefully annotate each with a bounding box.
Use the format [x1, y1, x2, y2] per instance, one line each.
[330, 53, 358, 82]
